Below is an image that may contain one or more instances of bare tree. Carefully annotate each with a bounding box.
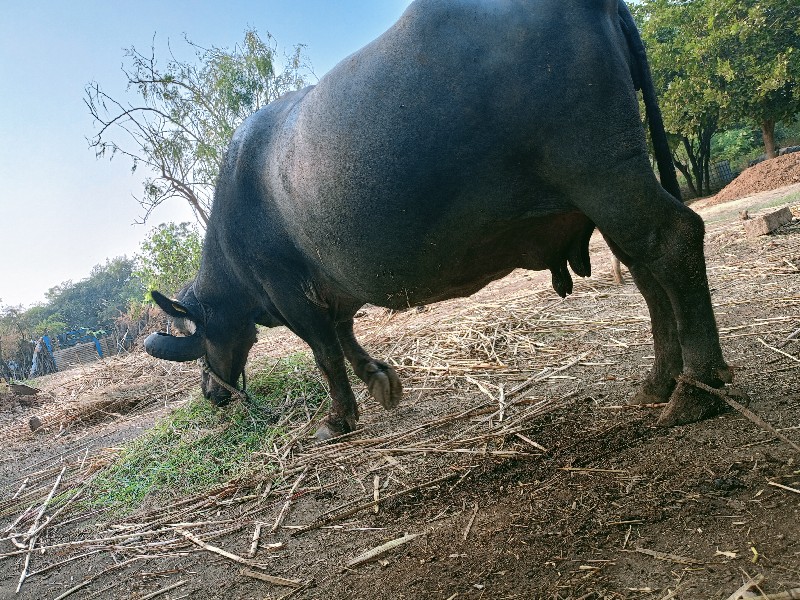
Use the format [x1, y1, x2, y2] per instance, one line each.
[86, 29, 311, 226]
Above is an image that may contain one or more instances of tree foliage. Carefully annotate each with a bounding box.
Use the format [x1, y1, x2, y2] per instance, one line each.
[0, 304, 37, 379]
[634, 0, 723, 195]
[41, 257, 144, 334]
[0, 258, 143, 378]
[710, 125, 763, 165]
[636, 0, 800, 193]
[135, 222, 202, 297]
[86, 29, 311, 226]
[708, 0, 800, 157]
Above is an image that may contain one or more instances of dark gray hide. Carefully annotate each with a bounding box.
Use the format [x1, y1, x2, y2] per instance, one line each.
[145, 0, 731, 440]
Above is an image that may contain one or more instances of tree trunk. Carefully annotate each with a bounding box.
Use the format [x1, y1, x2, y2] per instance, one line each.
[702, 126, 713, 195]
[761, 119, 777, 159]
[673, 157, 698, 198]
[683, 137, 705, 196]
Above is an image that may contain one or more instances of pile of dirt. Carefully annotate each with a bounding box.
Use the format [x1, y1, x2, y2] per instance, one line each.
[711, 152, 800, 204]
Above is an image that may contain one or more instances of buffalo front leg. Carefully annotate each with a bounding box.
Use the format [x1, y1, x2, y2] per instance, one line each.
[335, 319, 403, 410]
[280, 309, 361, 441]
[310, 341, 360, 441]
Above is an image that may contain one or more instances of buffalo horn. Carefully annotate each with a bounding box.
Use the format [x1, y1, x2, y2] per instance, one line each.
[144, 331, 204, 362]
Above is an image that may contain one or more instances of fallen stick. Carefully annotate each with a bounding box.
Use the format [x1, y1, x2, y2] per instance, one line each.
[293, 472, 459, 536]
[166, 518, 238, 528]
[678, 376, 800, 454]
[0, 527, 178, 557]
[561, 467, 628, 474]
[464, 376, 498, 403]
[346, 533, 420, 568]
[270, 468, 308, 534]
[367, 447, 528, 457]
[1, 504, 34, 537]
[759, 338, 800, 363]
[52, 580, 92, 600]
[26, 480, 89, 541]
[26, 466, 66, 542]
[634, 547, 705, 566]
[659, 585, 683, 600]
[27, 549, 103, 578]
[597, 403, 668, 410]
[506, 352, 590, 398]
[462, 504, 479, 541]
[16, 547, 32, 594]
[141, 580, 187, 600]
[514, 432, 547, 452]
[12, 478, 29, 500]
[247, 522, 263, 558]
[241, 568, 302, 588]
[176, 528, 268, 569]
[16, 466, 67, 593]
[49, 557, 141, 600]
[742, 589, 800, 600]
[768, 481, 800, 495]
[725, 573, 766, 600]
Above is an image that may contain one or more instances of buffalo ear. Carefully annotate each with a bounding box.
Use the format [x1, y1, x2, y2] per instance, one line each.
[151, 290, 194, 320]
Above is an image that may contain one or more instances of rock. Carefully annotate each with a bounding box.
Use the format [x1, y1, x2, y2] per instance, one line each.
[743, 207, 794, 238]
[29, 416, 42, 431]
[10, 384, 40, 396]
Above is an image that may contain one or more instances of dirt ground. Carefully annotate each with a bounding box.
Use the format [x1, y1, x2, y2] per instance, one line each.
[0, 183, 799, 600]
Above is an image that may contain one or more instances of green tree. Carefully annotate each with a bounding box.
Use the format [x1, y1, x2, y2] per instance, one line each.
[135, 222, 202, 297]
[42, 257, 144, 332]
[86, 29, 311, 226]
[635, 0, 722, 196]
[0, 304, 36, 378]
[709, 0, 800, 158]
[0, 259, 143, 376]
[710, 125, 762, 168]
[637, 0, 800, 175]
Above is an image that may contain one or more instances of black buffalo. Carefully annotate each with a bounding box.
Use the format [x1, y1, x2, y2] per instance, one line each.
[145, 0, 732, 440]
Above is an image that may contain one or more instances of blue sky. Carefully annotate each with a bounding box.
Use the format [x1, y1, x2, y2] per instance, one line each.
[0, 0, 412, 307]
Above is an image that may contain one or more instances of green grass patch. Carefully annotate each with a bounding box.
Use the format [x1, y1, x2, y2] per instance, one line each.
[751, 190, 800, 212]
[778, 190, 800, 206]
[90, 352, 327, 511]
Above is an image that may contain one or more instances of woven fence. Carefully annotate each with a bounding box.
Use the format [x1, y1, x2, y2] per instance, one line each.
[52, 337, 118, 372]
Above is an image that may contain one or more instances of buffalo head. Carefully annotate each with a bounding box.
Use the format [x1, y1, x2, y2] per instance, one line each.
[144, 288, 257, 406]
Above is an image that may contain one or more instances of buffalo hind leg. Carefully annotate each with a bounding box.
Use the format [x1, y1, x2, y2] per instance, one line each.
[646, 208, 731, 425]
[591, 187, 731, 426]
[605, 239, 683, 404]
[336, 319, 403, 410]
[628, 264, 685, 406]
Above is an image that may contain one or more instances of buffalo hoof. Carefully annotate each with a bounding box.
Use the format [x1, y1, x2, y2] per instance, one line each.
[314, 415, 356, 442]
[365, 361, 403, 410]
[628, 378, 675, 406]
[717, 364, 735, 384]
[656, 379, 728, 427]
